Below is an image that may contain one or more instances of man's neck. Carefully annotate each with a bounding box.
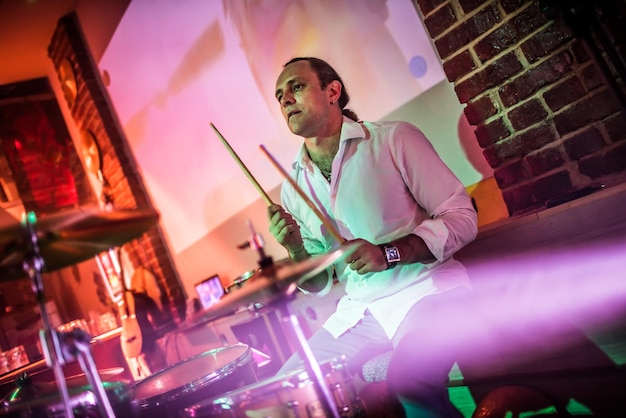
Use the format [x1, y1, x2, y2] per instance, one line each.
[305, 133, 340, 162]
[304, 114, 343, 161]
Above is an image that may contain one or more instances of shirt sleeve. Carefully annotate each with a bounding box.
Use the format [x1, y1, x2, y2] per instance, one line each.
[390, 122, 478, 261]
[280, 177, 334, 295]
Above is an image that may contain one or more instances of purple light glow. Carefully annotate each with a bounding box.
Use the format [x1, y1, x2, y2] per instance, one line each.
[392, 238, 626, 397]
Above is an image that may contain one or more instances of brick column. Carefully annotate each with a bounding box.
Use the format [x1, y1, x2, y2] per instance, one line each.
[48, 13, 186, 322]
[416, 0, 626, 215]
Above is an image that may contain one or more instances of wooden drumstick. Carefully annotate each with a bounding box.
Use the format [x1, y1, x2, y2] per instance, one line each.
[259, 144, 346, 244]
[210, 123, 274, 205]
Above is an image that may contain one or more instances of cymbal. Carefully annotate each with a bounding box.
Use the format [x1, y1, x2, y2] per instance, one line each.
[184, 242, 360, 328]
[49, 367, 125, 387]
[0, 207, 159, 281]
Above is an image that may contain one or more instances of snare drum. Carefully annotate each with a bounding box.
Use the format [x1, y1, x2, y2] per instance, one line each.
[132, 344, 257, 418]
[183, 357, 363, 418]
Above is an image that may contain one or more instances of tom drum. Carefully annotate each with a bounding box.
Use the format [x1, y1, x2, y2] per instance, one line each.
[183, 357, 363, 418]
[131, 343, 257, 418]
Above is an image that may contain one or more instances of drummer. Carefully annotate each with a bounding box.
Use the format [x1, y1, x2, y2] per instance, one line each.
[268, 57, 479, 418]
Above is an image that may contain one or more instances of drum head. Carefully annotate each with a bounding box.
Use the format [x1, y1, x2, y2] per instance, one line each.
[133, 344, 251, 401]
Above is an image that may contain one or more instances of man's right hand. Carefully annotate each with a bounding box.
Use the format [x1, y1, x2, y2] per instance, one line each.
[267, 204, 305, 255]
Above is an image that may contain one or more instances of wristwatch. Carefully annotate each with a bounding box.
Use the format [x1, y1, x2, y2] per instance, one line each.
[379, 244, 401, 270]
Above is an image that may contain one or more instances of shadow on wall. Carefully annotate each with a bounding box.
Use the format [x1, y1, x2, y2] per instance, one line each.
[458, 113, 509, 225]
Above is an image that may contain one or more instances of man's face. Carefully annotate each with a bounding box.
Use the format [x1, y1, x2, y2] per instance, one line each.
[274, 61, 333, 138]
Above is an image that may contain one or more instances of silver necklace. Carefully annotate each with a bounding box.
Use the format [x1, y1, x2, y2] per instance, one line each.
[309, 148, 335, 183]
[317, 164, 332, 182]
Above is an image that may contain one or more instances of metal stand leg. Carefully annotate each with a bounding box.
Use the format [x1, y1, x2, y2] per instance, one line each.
[62, 329, 117, 418]
[35, 301, 74, 418]
[23, 214, 75, 418]
[278, 302, 340, 418]
[22, 213, 116, 418]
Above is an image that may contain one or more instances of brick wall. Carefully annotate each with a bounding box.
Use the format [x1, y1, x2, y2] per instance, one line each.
[0, 80, 91, 213]
[416, 0, 626, 215]
[47, 13, 186, 322]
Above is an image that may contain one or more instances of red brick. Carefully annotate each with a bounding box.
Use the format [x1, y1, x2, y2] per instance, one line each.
[579, 142, 626, 178]
[456, 52, 522, 102]
[475, 4, 548, 62]
[532, 170, 575, 205]
[416, 0, 448, 16]
[553, 90, 622, 135]
[563, 127, 606, 160]
[526, 145, 566, 175]
[464, 95, 498, 124]
[520, 22, 573, 63]
[543, 75, 586, 112]
[494, 158, 528, 188]
[569, 39, 590, 64]
[580, 63, 604, 91]
[502, 170, 573, 214]
[507, 99, 548, 131]
[485, 124, 556, 165]
[501, 0, 530, 14]
[424, 3, 457, 38]
[501, 184, 538, 215]
[499, 51, 575, 107]
[443, 50, 476, 82]
[605, 111, 626, 143]
[459, 0, 489, 14]
[474, 21, 518, 62]
[475, 116, 511, 147]
[435, 4, 502, 59]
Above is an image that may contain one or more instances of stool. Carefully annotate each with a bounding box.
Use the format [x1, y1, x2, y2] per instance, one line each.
[358, 352, 404, 418]
[362, 351, 392, 383]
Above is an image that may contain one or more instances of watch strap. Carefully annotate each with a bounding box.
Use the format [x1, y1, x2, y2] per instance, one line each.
[378, 244, 400, 270]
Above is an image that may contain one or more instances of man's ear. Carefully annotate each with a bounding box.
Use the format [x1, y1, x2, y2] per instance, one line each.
[327, 80, 342, 104]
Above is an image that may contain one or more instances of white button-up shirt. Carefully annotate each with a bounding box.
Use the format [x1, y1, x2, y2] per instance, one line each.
[281, 118, 478, 339]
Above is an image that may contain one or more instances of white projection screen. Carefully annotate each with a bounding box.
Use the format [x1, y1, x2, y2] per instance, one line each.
[100, 0, 489, 294]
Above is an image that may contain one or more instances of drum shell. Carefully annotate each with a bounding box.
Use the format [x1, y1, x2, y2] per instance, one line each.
[183, 357, 362, 418]
[0, 381, 135, 418]
[132, 344, 257, 418]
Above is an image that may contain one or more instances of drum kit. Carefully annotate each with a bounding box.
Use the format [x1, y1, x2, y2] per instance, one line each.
[0, 207, 364, 418]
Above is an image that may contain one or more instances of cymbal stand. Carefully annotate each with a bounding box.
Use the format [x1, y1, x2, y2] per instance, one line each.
[22, 212, 74, 418]
[244, 221, 340, 417]
[61, 328, 116, 418]
[277, 300, 341, 418]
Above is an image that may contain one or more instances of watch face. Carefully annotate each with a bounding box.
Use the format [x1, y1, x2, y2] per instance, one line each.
[385, 246, 401, 263]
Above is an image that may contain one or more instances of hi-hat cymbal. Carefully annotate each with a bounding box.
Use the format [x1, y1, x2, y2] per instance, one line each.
[184, 242, 360, 328]
[0, 207, 159, 281]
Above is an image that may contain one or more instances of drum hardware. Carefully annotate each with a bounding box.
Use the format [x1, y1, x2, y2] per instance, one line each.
[183, 357, 362, 418]
[210, 223, 360, 417]
[225, 268, 258, 293]
[245, 223, 357, 418]
[1, 380, 134, 418]
[0, 207, 159, 417]
[176, 217, 358, 416]
[183, 244, 353, 329]
[1, 372, 56, 405]
[277, 299, 343, 418]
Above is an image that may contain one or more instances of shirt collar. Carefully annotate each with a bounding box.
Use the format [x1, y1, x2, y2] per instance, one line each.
[291, 117, 365, 170]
